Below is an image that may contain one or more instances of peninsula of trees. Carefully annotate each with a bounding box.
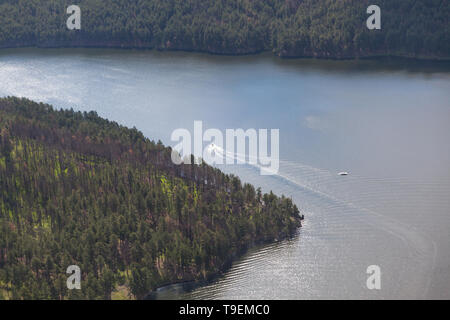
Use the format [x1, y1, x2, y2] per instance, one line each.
[0, 0, 448, 60]
[0, 97, 302, 299]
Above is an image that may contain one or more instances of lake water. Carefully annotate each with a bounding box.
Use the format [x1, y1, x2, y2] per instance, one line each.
[1, 48, 449, 299]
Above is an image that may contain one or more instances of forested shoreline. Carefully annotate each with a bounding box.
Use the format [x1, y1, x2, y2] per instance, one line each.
[0, 0, 448, 60]
[0, 97, 302, 300]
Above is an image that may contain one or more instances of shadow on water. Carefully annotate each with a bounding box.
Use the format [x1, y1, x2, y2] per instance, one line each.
[272, 56, 450, 75]
[144, 231, 301, 300]
[144, 281, 206, 300]
[1, 47, 449, 76]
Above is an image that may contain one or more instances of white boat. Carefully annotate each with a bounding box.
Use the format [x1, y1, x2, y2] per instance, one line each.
[338, 171, 349, 176]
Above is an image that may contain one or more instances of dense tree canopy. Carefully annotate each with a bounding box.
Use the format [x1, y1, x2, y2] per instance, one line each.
[0, 0, 448, 59]
[0, 97, 302, 299]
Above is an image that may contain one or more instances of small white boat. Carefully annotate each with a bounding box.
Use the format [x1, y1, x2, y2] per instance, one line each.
[338, 171, 349, 176]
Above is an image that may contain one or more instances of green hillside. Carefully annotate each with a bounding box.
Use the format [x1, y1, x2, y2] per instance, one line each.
[0, 97, 302, 299]
[0, 0, 448, 59]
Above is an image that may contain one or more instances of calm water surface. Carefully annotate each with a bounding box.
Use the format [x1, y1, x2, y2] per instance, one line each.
[1, 48, 449, 299]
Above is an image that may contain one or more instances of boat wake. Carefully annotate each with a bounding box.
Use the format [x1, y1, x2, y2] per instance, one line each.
[205, 144, 438, 298]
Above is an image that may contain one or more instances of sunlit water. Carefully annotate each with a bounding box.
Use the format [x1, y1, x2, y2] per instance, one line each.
[1, 48, 449, 299]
